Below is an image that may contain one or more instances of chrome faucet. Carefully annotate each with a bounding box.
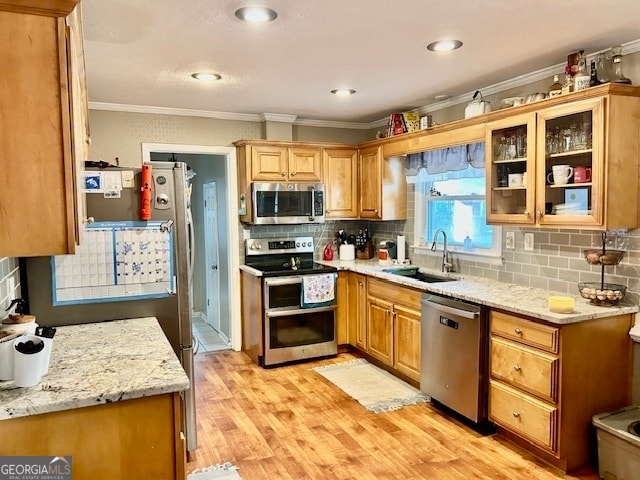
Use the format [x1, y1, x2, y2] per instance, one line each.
[431, 229, 453, 272]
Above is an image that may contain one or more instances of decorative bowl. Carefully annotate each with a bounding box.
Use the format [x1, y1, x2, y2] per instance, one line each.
[577, 282, 626, 306]
[583, 249, 625, 265]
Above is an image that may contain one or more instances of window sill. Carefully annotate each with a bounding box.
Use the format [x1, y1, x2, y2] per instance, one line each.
[410, 244, 504, 266]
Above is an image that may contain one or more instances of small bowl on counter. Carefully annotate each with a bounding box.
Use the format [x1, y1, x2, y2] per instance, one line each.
[578, 282, 626, 306]
[548, 295, 575, 314]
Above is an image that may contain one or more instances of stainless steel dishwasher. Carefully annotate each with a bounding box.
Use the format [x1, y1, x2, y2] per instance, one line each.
[420, 294, 488, 423]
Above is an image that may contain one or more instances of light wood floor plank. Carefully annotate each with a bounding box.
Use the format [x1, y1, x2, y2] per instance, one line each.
[187, 351, 599, 480]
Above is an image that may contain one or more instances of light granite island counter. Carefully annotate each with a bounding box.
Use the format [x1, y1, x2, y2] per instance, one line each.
[0, 317, 189, 480]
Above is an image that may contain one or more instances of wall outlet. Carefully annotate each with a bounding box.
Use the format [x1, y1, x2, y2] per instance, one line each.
[505, 231, 515, 250]
[524, 233, 535, 251]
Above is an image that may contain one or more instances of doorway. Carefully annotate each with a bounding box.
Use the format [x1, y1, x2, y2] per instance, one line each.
[142, 143, 241, 353]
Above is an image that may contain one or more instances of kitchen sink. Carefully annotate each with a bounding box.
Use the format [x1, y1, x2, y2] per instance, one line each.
[402, 272, 455, 283]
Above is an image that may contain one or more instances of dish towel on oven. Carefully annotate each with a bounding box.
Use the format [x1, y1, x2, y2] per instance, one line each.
[301, 273, 336, 308]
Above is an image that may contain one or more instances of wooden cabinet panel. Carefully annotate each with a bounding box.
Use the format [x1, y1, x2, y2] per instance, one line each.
[490, 336, 559, 403]
[490, 380, 558, 451]
[491, 310, 559, 353]
[335, 271, 349, 345]
[348, 273, 367, 350]
[393, 304, 421, 381]
[251, 145, 288, 181]
[288, 146, 322, 182]
[367, 278, 421, 309]
[0, 9, 79, 256]
[367, 296, 393, 366]
[323, 148, 358, 219]
[359, 146, 382, 219]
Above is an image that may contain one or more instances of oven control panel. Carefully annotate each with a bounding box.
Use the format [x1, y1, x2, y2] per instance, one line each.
[246, 236, 314, 255]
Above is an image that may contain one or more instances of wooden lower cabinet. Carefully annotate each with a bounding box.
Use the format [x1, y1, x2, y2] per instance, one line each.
[0, 393, 186, 480]
[335, 271, 349, 345]
[488, 310, 633, 472]
[358, 277, 421, 382]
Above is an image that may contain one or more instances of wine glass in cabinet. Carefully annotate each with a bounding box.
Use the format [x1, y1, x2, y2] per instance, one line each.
[486, 113, 536, 225]
[535, 98, 603, 227]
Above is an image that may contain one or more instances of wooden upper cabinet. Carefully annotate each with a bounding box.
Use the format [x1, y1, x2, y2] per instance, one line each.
[288, 146, 322, 182]
[0, 4, 86, 256]
[0, 0, 79, 16]
[323, 147, 358, 219]
[359, 146, 407, 220]
[250, 145, 289, 181]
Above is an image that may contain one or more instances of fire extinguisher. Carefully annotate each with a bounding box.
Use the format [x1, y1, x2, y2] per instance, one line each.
[140, 164, 152, 220]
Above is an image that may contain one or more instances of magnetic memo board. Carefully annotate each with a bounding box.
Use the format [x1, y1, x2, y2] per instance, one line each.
[52, 221, 175, 305]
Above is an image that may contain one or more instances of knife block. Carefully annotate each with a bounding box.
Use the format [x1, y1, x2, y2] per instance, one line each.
[356, 241, 374, 260]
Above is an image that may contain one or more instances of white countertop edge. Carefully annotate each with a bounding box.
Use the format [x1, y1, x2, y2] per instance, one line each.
[316, 259, 639, 325]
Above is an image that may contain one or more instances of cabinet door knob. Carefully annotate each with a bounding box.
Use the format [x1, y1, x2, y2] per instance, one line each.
[513, 365, 521, 371]
[291, 171, 297, 176]
[523, 211, 529, 217]
[513, 411, 521, 418]
[535, 210, 542, 218]
[281, 172, 286, 177]
[514, 328, 523, 335]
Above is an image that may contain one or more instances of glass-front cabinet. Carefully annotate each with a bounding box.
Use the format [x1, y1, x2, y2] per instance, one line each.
[536, 98, 603, 227]
[486, 113, 536, 224]
[486, 98, 604, 228]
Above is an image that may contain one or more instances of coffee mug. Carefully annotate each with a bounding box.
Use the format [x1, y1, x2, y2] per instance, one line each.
[508, 173, 524, 187]
[547, 165, 573, 185]
[574, 166, 592, 183]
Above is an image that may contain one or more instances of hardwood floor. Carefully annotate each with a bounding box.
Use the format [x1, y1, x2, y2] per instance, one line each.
[186, 351, 600, 480]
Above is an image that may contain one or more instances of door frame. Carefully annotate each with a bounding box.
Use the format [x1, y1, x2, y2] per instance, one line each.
[141, 143, 241, 351]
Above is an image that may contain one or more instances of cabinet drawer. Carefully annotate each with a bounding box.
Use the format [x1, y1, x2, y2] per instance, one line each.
[489, 380, 558, 452]
[367, 278, 421, 309]
[490, 337, 559, 403]
[491, 311, 559, 353]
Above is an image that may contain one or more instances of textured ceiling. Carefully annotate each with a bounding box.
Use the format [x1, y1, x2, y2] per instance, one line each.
[82, 0, 640, 124]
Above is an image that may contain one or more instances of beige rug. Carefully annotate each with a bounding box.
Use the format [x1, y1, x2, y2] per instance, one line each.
[313, 358, 428, 413]
[188, 462, 242, 480]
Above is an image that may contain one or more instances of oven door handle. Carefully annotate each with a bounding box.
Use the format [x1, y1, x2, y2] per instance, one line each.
[266, 305, 337, 317]
[264, 276, 302, 287]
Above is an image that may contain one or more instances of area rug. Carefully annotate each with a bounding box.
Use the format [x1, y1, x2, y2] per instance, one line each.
[312, 358, 429, 413]
[188, 462, 243, 480]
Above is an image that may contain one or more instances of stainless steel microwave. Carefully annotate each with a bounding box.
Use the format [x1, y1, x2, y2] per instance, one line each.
[251, 182, 324, 224]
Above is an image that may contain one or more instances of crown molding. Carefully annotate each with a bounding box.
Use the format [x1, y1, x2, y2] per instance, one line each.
[90, 39, 640, 131]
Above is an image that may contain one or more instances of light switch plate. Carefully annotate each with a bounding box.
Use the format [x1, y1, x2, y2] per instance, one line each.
[505, 231, 515, 250]
[121, 170, 135, 188]
[524, 233, 534, 251]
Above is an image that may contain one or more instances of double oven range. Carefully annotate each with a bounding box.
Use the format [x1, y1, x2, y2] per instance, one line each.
[244, 237, 338, 366]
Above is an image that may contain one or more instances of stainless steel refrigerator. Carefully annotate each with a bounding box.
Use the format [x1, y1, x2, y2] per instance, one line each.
[24, 161, 197, 452]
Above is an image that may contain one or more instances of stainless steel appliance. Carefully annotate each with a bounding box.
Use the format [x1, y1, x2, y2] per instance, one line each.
[24, 161, 198, 452]
[245, 236, 337, 366]
[420, 294, 488, 423]
[251, 182, 324, 224]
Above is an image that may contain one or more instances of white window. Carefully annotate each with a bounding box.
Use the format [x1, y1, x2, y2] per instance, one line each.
[411, 144, 502, 261]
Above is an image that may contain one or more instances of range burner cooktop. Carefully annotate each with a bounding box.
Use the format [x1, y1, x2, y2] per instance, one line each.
[244, 236, 337, 277]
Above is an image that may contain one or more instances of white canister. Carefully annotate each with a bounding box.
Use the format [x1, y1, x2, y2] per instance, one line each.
[0, 332, 25, 380]
[339, 244, 355, 261]
[396, 235, 406, 263]
[13, 335, 45, 387]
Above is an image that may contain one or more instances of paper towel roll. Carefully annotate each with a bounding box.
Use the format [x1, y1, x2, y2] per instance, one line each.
[339, 244, 355, 261]
[396, 235, 405, 263]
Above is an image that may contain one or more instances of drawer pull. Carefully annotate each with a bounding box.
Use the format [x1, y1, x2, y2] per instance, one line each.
[514, 328, 523, 335]
[513, 411, 521, 418]
[513, 365, 521, 372]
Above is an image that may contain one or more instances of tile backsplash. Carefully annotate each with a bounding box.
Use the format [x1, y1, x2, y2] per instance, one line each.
[0, 257, 21, 315]
[240, 184, 640, 301]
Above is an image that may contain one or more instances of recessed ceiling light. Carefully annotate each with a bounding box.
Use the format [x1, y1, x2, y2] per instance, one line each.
[331, 89, 356, 96]
[191, 72, 222, 82]
[426, 39, 463, 52]
[234, 6, 278, 23]
[434, 94, 450, 100]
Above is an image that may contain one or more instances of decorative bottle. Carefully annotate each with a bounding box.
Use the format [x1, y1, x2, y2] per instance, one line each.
[574, 52, 590, 91]
[610, 45, 632, 84]
[548, 75, 562, 97]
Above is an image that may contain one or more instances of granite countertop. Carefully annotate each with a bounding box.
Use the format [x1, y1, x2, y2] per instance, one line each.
[0, 317, 189, 421]
[316, 259, 639, 325]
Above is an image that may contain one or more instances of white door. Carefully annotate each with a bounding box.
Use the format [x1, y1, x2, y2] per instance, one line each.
[203, 182, 221, 331]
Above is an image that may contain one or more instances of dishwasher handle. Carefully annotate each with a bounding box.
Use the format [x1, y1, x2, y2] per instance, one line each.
[422, 295, 481, 320]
